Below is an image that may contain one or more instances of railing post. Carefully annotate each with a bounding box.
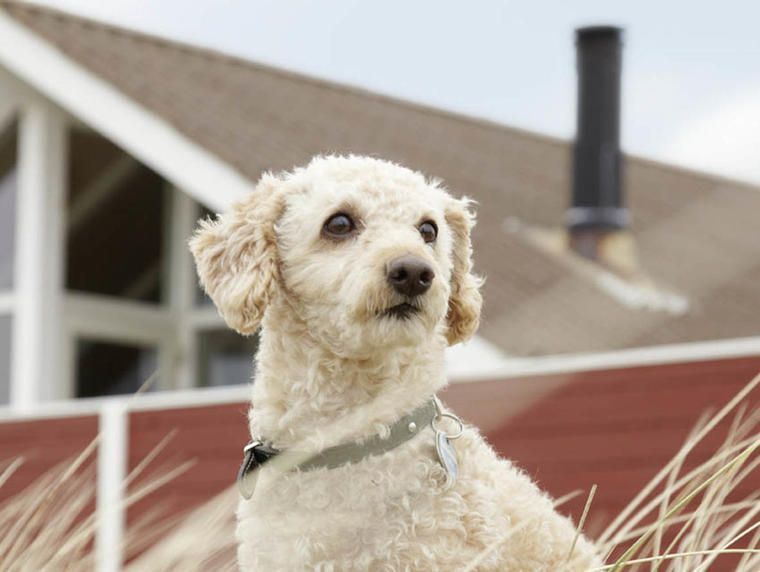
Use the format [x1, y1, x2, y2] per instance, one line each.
[96, 400, 128, 572]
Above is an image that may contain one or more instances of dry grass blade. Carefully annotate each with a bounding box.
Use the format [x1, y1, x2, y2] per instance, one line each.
[597, 373, 760, 572]
[609, 440, 758, 571]
[692, 505, 760, 571]
[566, 484, 597, 564]
[588, 548, 760, 571]
[554, 489, 585, 507]
[649, 411, 708, 571]
[598, 372, 760, 546]
[598, 374, 760, 572]
[125, 486, 239, 571]
[123, 429, 178, 488]
[682, 409, 757, 569]
[599, 431, 758, 555]
[0, 430, 195, 571]
[737, 522, 760, 569]
[603, 499, 758, 549]
[0, 458, 24, 491]
[0, 436, 99, 569]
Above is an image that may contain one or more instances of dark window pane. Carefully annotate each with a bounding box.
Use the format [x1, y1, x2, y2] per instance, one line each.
[195, 205, 215, 306]
[197, 329, 258, 387]
[0, 119, 18, 290]
[76, 339, 156, 397]
[66, 130, 165, 303]
[0, 315, 11, 404]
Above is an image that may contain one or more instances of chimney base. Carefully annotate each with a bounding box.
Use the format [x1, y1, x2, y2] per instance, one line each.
[566, 206, 629, 230]
[568, 228, 639, 278]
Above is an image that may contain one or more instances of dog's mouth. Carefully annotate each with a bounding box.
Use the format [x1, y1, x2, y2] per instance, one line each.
[381, 302, 420, 320]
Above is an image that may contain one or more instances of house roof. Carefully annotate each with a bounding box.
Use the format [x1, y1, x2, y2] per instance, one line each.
[2, 1, 760, 357]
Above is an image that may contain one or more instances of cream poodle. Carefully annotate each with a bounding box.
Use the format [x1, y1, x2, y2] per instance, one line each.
[191, 156, 601, 571]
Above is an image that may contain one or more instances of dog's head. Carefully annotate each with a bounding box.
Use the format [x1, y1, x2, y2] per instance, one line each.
[190, 156, 482, 356]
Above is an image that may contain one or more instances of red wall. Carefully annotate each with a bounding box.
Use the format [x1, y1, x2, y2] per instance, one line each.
[127, 403, 249, 520]
[0, 414, 98, 501]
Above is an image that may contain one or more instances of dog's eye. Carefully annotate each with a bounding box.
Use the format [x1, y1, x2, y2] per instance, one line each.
[323, 213, 355, 238]
[419, 221, 438, 244]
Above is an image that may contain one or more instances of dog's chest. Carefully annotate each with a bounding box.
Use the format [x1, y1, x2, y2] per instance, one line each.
[236, 434, 454, 567]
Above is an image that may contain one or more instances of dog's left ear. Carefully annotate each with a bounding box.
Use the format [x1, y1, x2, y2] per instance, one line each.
[189, 174, 287, 335]
[445, 197, 483, 345]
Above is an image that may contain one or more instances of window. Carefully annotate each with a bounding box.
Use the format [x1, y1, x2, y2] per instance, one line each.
[7, 125, 258, 401]
[0, 315, 11, 404]
[75, 339, 157, 398]
[197, 329, 258, 387]
[66, 130, 165, 304]
[63, 130, 169, 398]
[0, 118, 17, 291]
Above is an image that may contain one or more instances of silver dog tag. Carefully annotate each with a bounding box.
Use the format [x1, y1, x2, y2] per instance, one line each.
[238, 469, 259, 500]
[435, 430, 458, 488]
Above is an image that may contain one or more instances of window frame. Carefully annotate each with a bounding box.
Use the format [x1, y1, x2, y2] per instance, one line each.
[0, 105, 18, 311]
[60, 185, 241, 397]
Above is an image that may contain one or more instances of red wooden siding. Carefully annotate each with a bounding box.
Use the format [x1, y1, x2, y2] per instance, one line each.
[0, 415, 98, 501]
[126, 402, 249, 527]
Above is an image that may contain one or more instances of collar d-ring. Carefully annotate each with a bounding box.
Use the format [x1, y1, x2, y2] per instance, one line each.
[432, 397, 464, 440]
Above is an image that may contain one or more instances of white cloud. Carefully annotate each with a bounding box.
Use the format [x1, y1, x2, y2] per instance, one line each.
[660, 88, 760, 186]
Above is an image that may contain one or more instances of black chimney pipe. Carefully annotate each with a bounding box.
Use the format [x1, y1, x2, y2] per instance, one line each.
[568, 26, 628, 232]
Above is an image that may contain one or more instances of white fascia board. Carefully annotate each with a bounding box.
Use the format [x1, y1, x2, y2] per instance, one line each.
[449, 335, 760, 383]
[0, 10, 254, 212]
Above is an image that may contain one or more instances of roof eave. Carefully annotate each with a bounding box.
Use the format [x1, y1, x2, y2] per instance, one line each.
[0, 6, 254, 211]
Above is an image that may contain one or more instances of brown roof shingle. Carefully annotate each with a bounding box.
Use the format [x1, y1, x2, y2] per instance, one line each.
[5, 2, 760, 356]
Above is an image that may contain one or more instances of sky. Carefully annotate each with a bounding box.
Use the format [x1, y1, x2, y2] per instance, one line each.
[32, 0, 760, 186]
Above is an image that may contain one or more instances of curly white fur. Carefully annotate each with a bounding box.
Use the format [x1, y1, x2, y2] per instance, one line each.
[191, 156, 601, 571]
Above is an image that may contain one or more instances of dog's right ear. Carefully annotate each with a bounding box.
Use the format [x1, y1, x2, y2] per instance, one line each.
[444, 196, 483, 346]
[189, 174, 287, 335]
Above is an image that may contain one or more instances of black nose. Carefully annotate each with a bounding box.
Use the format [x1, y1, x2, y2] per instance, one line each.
[386, 255, 435, 297]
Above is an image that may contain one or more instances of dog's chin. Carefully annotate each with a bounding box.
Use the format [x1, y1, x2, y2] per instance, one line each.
[371, 301, 438, 346]
[381, 302, 420, 321]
